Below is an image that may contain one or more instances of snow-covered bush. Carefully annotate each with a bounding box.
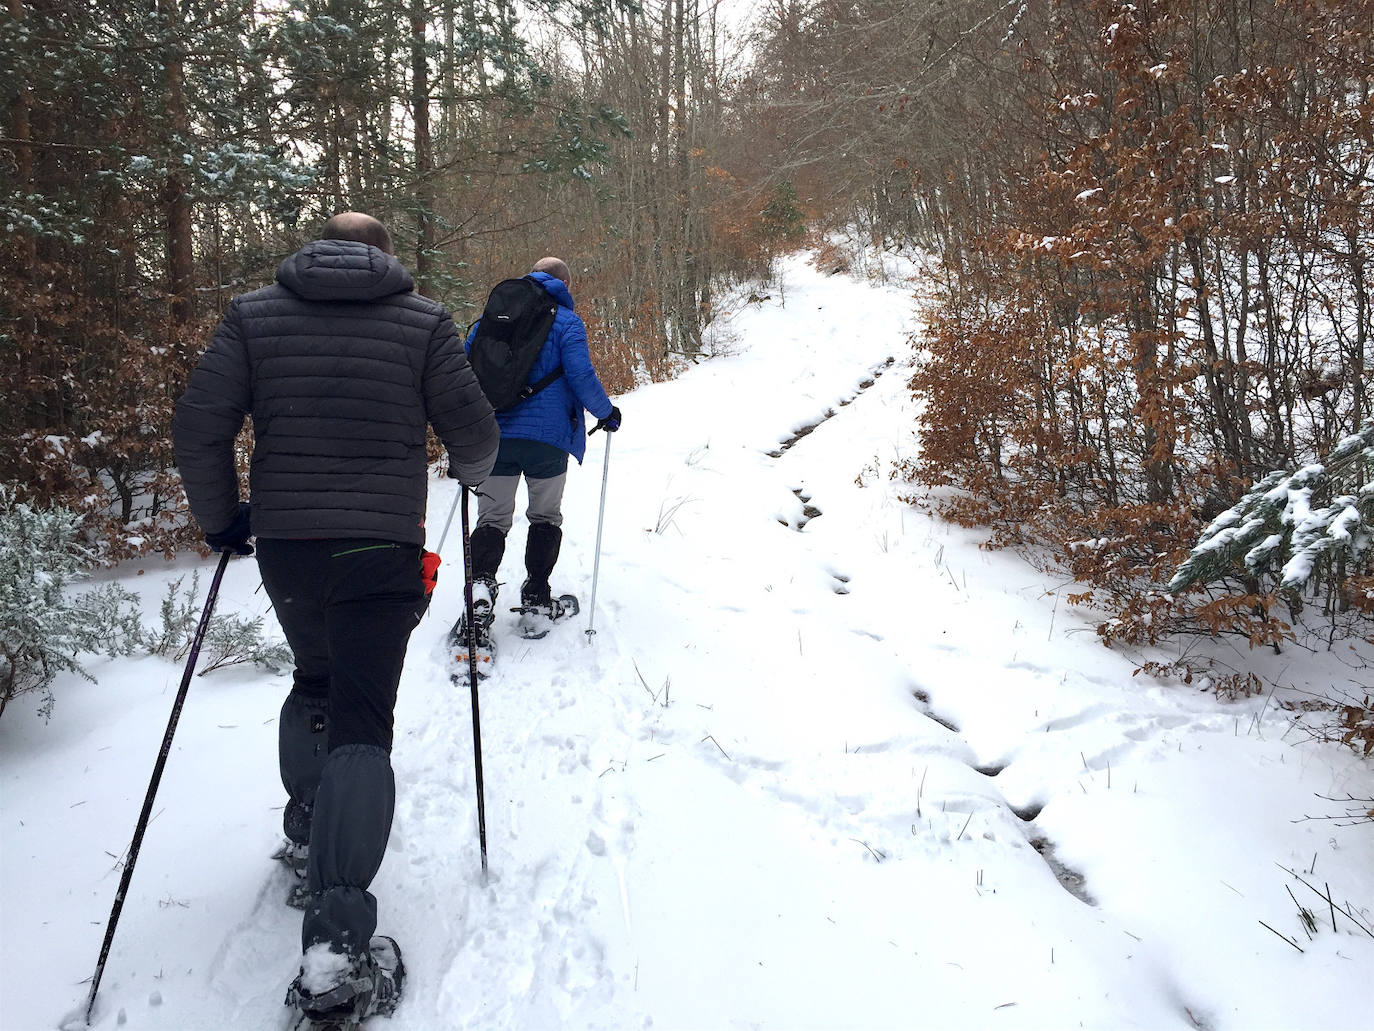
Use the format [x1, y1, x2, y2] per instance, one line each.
[197, 613, 293, 677]
[0, 488, 143, 720]
[1167, 423, 1374, 618]
[143, 573, 203, 657]
[1164, 424, 1374, 741]
[144, 571, 293, 676]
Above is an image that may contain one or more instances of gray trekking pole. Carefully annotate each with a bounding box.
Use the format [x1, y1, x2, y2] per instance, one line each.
[585, 432, 612, 640]
[83, 549, 233, 1026]
[434, 486, 461, 555]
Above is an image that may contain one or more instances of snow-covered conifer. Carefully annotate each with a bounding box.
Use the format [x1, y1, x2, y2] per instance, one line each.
[0, 489, 142, 720]
[1168, 423, 1374, 599]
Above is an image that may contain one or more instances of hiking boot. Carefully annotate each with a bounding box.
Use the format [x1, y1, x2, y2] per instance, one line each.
[286, 937, 404, 1024]
[520, 578, 552, 609]
[449, 577, 498, 649]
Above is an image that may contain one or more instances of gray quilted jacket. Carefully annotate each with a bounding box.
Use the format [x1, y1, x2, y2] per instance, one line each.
[173, 240, 498, 546]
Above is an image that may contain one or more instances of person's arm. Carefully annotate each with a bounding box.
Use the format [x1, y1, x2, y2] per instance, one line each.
[172, 301, 252, 537]
[558, 314, 614, 421]
[425, 310, 499, 485]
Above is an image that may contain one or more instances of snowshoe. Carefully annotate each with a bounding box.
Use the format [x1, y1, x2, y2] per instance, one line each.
[449, 578, 498, 683]
[272, 840, 312, 910]
[286, 881, 312, 910]
[513, 593, 579, 640]
[286, 936, 404, 1029]
[450, 636, 496, 684]
[273, 840, 308, 878]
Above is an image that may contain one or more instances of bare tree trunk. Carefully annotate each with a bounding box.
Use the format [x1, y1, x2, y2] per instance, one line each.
[9, 0, 30, 185]
[160, 0, 195, 325]
[376, 15, 396, 200]
[654, 0, 672, 269]
[411, 0, 433, 293]
[10, 0, 33, 269]
[671, 0, 698, 353]
[1347, 227, 1369, 428]
[463, 0, 489, 97]
[440, 0, 456, 148]
[1255, 246, 1290, 464]
[1186, 233, 1243, 474]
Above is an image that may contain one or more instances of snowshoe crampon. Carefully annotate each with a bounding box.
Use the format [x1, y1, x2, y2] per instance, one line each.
[286, 936, 404, 1029]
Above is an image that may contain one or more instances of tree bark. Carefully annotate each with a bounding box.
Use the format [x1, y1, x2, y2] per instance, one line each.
[160, 0, 195, 324]
[9, 0, 33, 269]
[411, 0, 433, 294]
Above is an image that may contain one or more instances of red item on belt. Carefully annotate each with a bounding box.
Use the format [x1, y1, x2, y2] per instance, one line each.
[421, 550, 441, 595]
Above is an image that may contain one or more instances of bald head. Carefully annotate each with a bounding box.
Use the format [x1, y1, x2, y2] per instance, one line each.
[532, 256, 570, 285]
[320, 212, 393, 255]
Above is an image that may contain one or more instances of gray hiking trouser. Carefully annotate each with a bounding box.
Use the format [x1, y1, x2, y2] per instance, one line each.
[475, 470, 567, 534]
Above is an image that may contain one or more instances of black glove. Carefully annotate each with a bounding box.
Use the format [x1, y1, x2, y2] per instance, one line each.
[591, 405, 622, 434]
[205, 501, 253, 556]
[445, 458, 481, 487]
[446, 470, 484, 495]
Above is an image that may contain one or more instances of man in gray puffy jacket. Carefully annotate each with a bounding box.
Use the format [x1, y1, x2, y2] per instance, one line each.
[173, 212, 498, 1025]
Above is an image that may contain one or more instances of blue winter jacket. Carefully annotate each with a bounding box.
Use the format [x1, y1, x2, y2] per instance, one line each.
[466, 271, 613, 464]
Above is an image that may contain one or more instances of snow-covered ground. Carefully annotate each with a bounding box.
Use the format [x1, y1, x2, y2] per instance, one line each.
[3, 252, 1371, 1031]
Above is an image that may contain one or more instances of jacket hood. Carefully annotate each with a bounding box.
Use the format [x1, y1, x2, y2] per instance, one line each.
[529, 270, 574, 311]
[277, 240, 414, 302]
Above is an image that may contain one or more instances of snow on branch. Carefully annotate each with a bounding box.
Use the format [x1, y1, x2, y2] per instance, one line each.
[1167, 423, 1374, 596]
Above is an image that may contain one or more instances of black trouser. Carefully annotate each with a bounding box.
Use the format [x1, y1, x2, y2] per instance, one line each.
[257, 538, 426, 960]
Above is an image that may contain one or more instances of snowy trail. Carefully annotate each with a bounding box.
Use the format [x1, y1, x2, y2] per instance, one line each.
[4, 252, 1372, 1031]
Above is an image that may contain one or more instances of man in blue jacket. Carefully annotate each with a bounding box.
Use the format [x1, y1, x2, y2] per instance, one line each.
[456, 256, 621, 647]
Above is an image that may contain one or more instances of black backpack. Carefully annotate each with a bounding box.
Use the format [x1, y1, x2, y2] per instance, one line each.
[467, 276, 563, 412]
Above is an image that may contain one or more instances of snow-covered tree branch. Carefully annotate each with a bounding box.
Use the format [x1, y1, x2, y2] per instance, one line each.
[1168, 422, 1374, 601]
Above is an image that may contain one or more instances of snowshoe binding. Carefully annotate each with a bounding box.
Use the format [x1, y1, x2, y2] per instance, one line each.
[449, 577, 498, 682]
[513, 593, 579, 641]
[286, 936, 404, 1030]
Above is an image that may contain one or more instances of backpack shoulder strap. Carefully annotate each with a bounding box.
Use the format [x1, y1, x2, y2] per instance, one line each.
[519, 364, 565, 404]
[509, 274, 564, 403]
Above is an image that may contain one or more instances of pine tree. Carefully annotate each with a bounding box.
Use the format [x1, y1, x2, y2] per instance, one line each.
[0, 489, 142, 720]
[1168, 423, 1374, 604]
